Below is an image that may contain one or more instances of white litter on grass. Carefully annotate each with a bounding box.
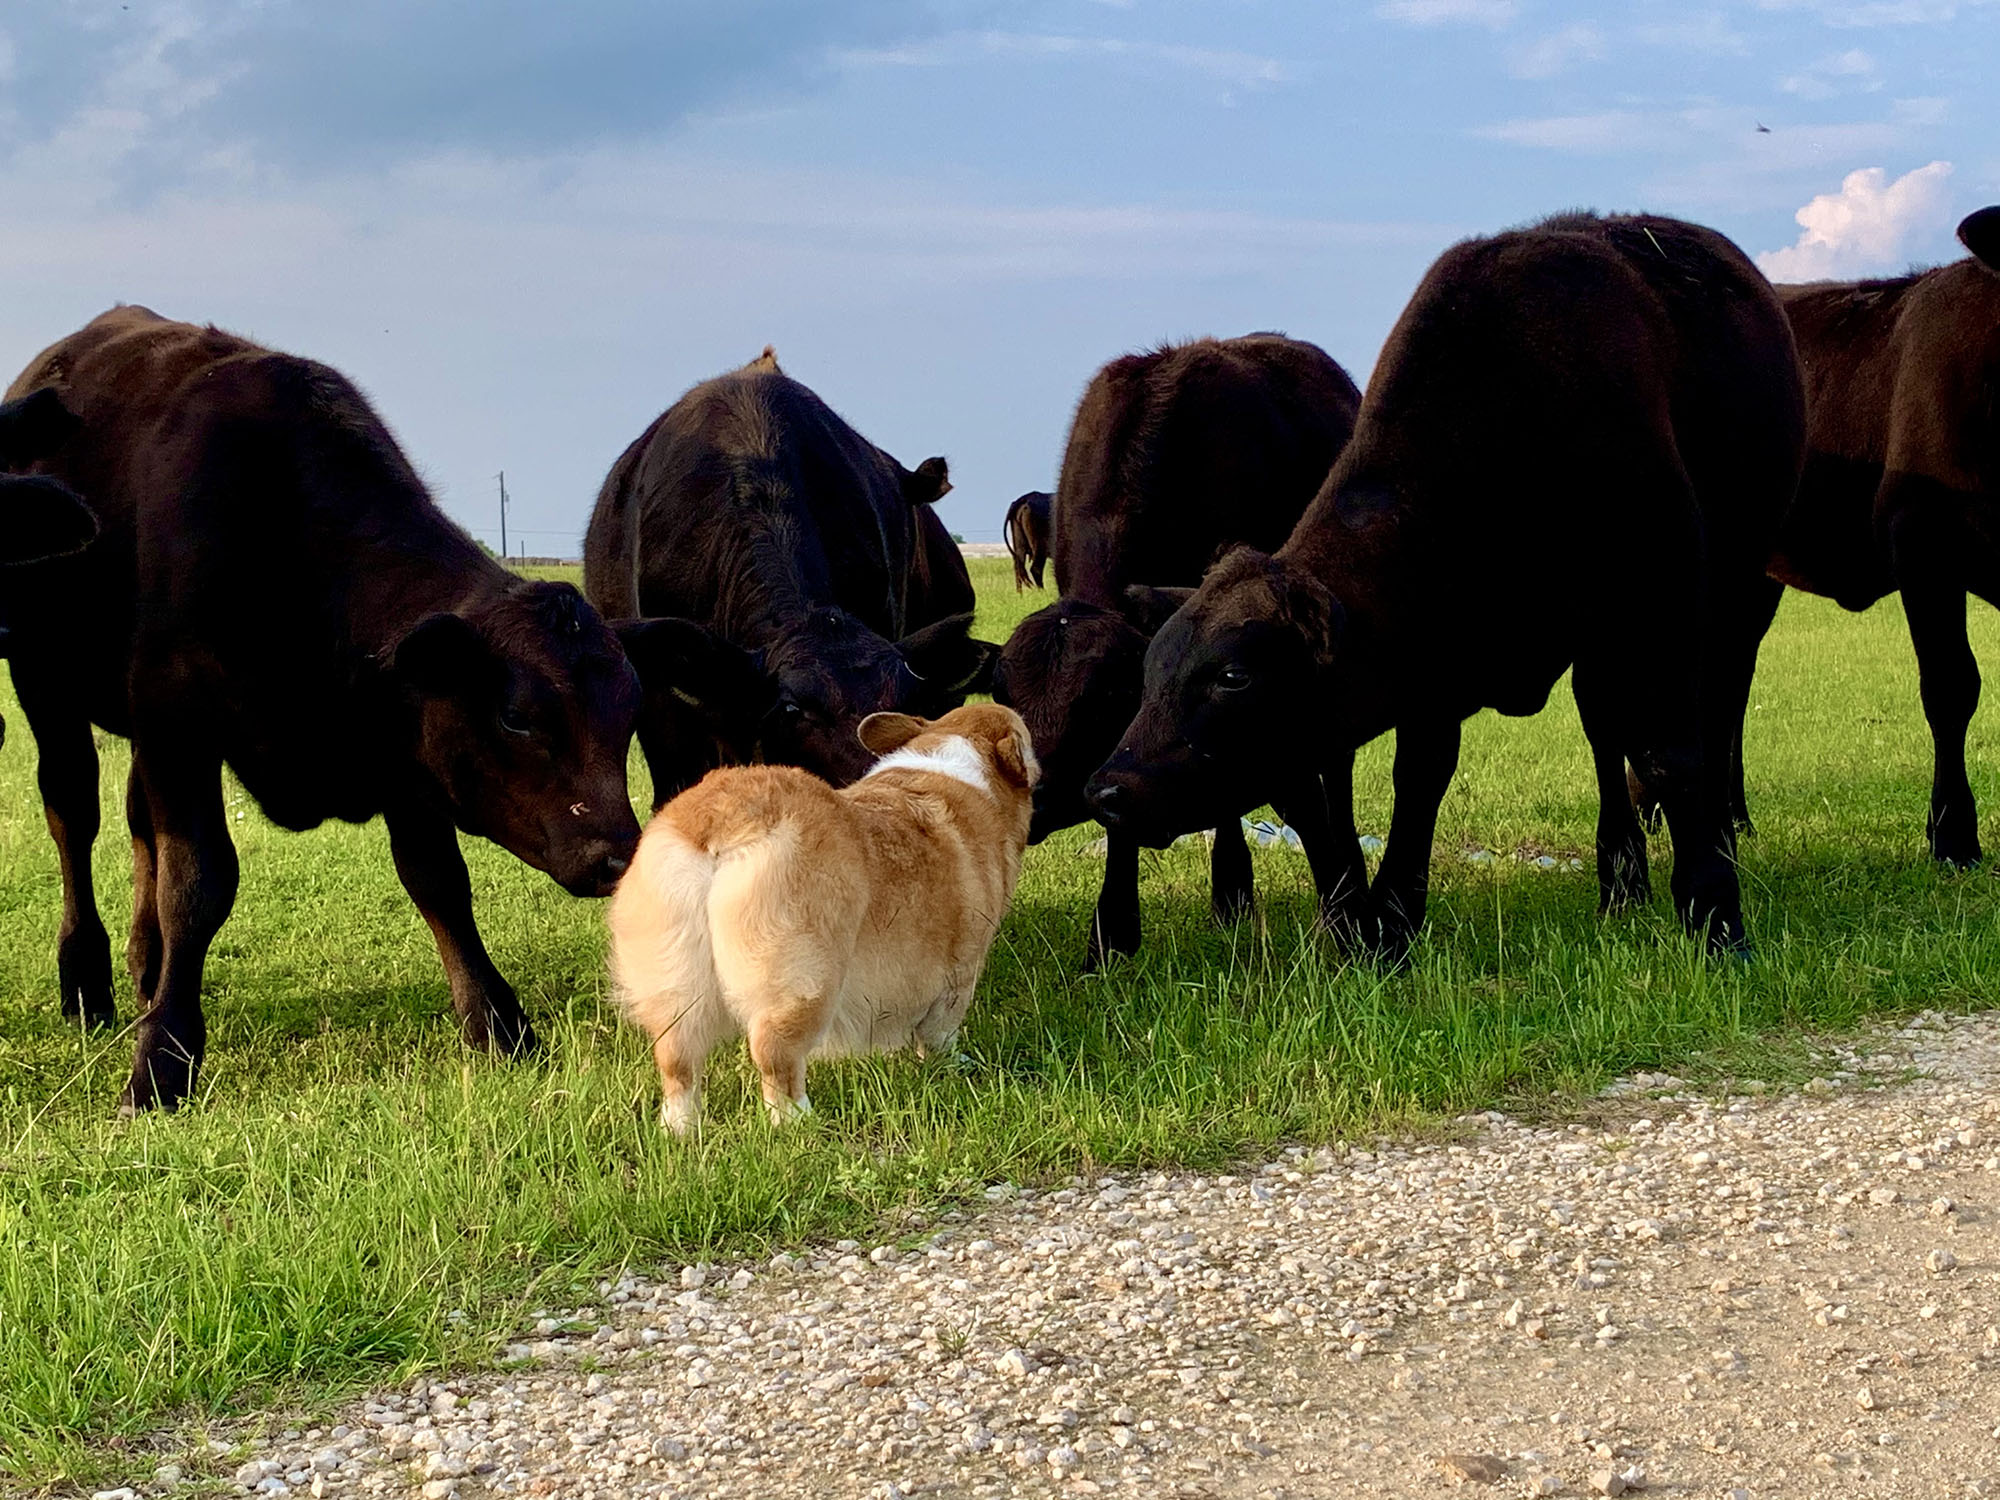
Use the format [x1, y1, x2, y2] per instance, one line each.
[1075, 827, 1584, 872]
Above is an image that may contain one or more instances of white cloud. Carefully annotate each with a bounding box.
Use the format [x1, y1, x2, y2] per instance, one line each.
[833, 32, 1294, 91]
[1636, 13, 1751, 54]
[1473, 110, 1668, 153]
[1753, 0, 1990, 24]
[1375, 0, 1518, 28]
[1508, 23, 1607, 79]
[1756, 160, 1955, 278]
[1779, 47, 1881, 97]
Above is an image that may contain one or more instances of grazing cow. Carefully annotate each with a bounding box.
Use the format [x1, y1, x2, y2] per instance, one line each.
[0, 389, 99, 747]
[1003, 490, 1052, 590]
[991, 334, 1360, 967]
[1086, 214, 1805, 958]
[5, 307, 645, 1111]
[584, 350, 998, 805]
[1764, 206, 2000, 865]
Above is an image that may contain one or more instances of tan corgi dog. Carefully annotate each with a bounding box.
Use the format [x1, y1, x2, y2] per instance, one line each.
[607, 703, 1037, 1134]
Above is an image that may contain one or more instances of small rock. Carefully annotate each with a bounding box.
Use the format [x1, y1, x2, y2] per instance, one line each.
[1868, 1187, 1899, 1206]
[310, 1448, 343, 1474]
[90, 1490, 139, 1500]
[1926, 1248, 1958, 1275]
[1527, 1477, 1561, 1497]
[154, 1466, 183, 1489]
[1440, 1452, 1509, 1484]
[420, 1483, 457, 1500]
[1856, 1386, 1878, 1410]
[1048, 1445, 1082, 1474]
[996, 1347, 1034, 1378]
[1590, 1472, 1626, 1497]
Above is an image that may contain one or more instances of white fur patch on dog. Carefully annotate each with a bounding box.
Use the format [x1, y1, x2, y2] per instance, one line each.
[864, 735, 990, 794]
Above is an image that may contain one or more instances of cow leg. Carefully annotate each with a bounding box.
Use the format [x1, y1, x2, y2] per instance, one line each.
[1209, 818, 1253, 924]
[1573, 664, 1651, 912]
[126, 763, 162, 1004]
[1369, 720, 1462, 964]
[1277, 758, 1372, 950]
[385, 802, 537, 1054]
[1085, 830, 1142, 971]
[1625, 658, 1746, 954]
[1716, 577, 1784, 837]
[122, 742, 236, 1112]
[11, 663, 114, 1027]
[1893, 555, 1982, 866]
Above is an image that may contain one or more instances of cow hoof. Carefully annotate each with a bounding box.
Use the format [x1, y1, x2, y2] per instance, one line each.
[63, 993, 118, 1030]
[120, 1059, 194, 1115]
[1929, 842, 1982, 871]
[1212, 891, 1254, 926]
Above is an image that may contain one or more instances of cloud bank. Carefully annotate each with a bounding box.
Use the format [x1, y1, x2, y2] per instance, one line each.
[1756, 160, 1954, 279]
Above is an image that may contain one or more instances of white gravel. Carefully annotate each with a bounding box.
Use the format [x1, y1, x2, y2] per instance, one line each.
[143, 1010, 1998, 1499]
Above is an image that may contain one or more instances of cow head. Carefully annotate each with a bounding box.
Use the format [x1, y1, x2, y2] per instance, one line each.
[391, 580, 642, 897]
[0, 474, 97, 567]
[1085, 548, 1341, 843]
[992, 598, 1150, 843]
[1960, 206, 2000, 272]
[619, 606, 999, 787]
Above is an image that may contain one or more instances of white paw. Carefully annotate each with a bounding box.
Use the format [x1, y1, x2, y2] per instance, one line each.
[765, 1093, 814, 1125]
[660, 1096, 700, 1137]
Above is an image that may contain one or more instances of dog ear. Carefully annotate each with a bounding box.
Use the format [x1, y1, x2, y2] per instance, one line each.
[1119, 584, 1194, 636]
[992, 728, 1038, 788]
[859, 711, 926, 756]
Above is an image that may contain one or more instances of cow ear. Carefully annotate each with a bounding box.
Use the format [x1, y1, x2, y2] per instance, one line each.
[0, 387, 82, 469]
[392, 612, 493, 694]
[901, 456, 951, 505]
[1120, 584, 1194, 636]
[858, 712, 926, 755]
[0, 475, 97, 565]
[1958, 206, 2000, 272]
[1276, 565, 1344, 663]
[614, 617, 775, 723]
[899, 613, 997, 699]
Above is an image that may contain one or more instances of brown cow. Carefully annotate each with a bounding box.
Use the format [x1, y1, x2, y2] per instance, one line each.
[1766, 206, 2000, 865]
[1088, 214, 1804, 959]
[6, 307, 644, 1111]
[1003, 490, 1052, 590]
[992, 334, 1360, 968]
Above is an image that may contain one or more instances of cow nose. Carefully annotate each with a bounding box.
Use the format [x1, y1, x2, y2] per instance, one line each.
[1087, 780, 1129, 826]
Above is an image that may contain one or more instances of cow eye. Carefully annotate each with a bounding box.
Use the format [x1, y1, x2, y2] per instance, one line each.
[778, 700, 805, 721]
[1217, 665, 1251, 691]
[499, 708, 533, 736]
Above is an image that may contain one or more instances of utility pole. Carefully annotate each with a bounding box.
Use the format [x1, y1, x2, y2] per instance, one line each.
[497, 471, 509, 558]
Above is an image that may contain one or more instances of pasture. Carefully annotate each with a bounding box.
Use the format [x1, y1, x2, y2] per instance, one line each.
[3, 556, 1998, 1485]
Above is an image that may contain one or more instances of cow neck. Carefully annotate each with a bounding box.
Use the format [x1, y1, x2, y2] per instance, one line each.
[1289, 504, 1432, 727]
[351, 522, 515, 658]
[706, 502, 839, 649]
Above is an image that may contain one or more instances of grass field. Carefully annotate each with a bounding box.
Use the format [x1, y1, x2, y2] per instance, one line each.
[4, 557, 1999, 1486]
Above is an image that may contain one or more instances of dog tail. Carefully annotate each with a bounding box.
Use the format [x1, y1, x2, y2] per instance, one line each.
[606, 822, 724, 1054]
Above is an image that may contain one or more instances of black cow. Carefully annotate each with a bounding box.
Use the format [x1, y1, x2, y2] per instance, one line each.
[584, 349, 998, 803]
[992, 334, 1360, 968]
[1762, 207, 2000, 865]
[0, 389, 99, 747]
[1003, 490, 1052, 590]
[5, 307, 644, 1112]
[1087, 214, 1805, 959]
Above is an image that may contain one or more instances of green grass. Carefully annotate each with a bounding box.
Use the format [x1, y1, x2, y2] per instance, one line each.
[4, 557, 1999, 1485]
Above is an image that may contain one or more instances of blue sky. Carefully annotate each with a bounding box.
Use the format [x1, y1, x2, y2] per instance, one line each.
[2, 1, 1994, 550]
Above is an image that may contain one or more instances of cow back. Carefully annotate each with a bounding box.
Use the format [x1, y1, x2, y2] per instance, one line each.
[1050, 334, 1360, 604]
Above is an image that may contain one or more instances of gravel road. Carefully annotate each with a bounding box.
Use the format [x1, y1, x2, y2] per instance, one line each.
[145, 1009, 1997, 1500]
